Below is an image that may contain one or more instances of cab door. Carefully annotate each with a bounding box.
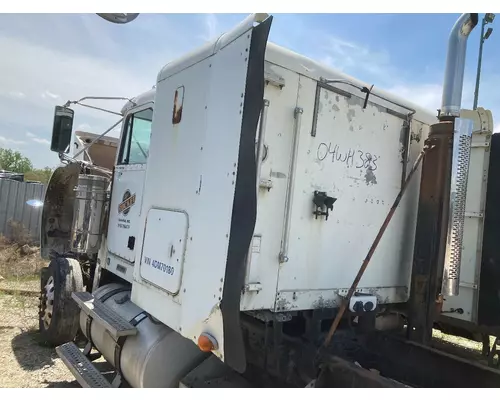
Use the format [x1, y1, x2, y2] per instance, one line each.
[107, 105, 153, 263]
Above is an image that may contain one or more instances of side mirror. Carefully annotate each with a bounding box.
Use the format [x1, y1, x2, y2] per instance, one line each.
[50, 106, 74, 154]
[96, 13, 139, 24]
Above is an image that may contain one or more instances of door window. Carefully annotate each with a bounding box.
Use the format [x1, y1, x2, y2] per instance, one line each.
[118, 108, 153, 165]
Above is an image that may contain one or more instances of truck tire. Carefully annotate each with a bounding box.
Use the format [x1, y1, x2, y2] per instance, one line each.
[38, 257, 84, 346]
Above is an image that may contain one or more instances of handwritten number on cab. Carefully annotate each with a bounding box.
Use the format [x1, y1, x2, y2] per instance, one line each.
[317, 142, 379, 170]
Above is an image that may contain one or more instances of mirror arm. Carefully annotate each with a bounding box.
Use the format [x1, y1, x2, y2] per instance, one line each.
[63, 96, 137, 117]
[60, 153, 113, 178]
[72, 118, 123, 159]
[83, 147, 93, 164]
[68, 102, 123, 117]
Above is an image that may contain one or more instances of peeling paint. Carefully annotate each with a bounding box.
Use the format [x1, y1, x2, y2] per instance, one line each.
[347, 109, 356, 122]
[332, 104, 340, 112]
[399, 142, 405, 163]
[364, 168, 377, 185]
[410, 126, 423, 143]
[335, 95, 340, 102]
[276, 296, 294, 311]
[349, 126, 354, 132]
[203, 303, 220, 324]
[346, 96, 363, 108]
[312, 295, 339, 309]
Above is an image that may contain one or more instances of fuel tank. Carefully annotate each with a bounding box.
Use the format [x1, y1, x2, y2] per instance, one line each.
[80, 283, 207, 387]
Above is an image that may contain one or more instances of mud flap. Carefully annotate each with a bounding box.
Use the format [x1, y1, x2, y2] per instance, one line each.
[221, 16, 273, 373]
[40, 163, 81, 259]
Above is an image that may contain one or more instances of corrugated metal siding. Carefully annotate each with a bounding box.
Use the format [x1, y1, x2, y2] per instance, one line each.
[0, 179, 45, 244]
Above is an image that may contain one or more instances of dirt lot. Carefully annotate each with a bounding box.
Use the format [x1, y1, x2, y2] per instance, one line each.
[0, 285, 79, 388]
[0, 235, 118, 388]
[0, 235, 78, 388]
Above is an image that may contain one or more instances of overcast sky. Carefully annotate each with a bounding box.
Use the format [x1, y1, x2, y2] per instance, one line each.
[0, 13, 499, 168]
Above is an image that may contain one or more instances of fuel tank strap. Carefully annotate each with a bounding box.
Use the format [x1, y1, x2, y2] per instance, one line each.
[112, 311, 149, 387]
[83, 287, 130, 359]
[130, 311, 148, 327]
[84, 315, 94, 357]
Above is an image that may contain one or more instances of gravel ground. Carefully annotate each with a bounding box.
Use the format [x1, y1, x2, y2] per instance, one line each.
[0, 285, 79, 388]
[0, 238, 80, 388]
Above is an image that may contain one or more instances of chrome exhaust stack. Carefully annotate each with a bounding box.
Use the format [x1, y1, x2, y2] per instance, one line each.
[440, 13, 478, 119]
[440, 13, 478, 297]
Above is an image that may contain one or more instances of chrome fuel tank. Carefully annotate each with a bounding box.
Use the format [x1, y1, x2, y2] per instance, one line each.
[80, 283, 207, 388]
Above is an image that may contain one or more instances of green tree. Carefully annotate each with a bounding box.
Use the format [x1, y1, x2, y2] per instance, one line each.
[25, 167, 54, 184]
[0, 148, 33, 173]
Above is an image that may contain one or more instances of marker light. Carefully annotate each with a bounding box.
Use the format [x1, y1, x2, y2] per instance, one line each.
[197, 332, 218, 352]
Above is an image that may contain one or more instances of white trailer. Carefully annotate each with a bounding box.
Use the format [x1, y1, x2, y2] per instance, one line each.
[37, 13, 500, 388]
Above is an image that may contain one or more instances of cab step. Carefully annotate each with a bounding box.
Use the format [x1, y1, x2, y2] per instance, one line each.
[72, 292, 137, 339]
[56, 342, 112, 388]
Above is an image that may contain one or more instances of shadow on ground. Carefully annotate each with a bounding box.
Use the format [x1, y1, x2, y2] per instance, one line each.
[11, 329, 56, 372]
[11, 328, 119, 387]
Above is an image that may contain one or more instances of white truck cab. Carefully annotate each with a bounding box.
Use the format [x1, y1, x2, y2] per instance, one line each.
[36, 13, 500, 388]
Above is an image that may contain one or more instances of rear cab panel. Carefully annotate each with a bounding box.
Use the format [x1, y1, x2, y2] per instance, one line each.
[240, 44, 436, 313]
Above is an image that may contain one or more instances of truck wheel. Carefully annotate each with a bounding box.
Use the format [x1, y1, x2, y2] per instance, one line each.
[38, 257, 84, 346]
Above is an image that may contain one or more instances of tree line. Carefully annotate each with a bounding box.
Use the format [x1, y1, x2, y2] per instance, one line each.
[0, 148, 54, 184]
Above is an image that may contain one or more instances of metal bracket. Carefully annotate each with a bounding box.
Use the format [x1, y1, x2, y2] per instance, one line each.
[465, 211, 484, 218]
[264, 65, 285, 89]
[243, 283, 263, 293]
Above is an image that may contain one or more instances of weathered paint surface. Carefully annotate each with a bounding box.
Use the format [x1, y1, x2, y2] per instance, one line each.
[241, 64, 433, 312]
[274, 287, 409, 312]
[274, 75, 430, 308]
